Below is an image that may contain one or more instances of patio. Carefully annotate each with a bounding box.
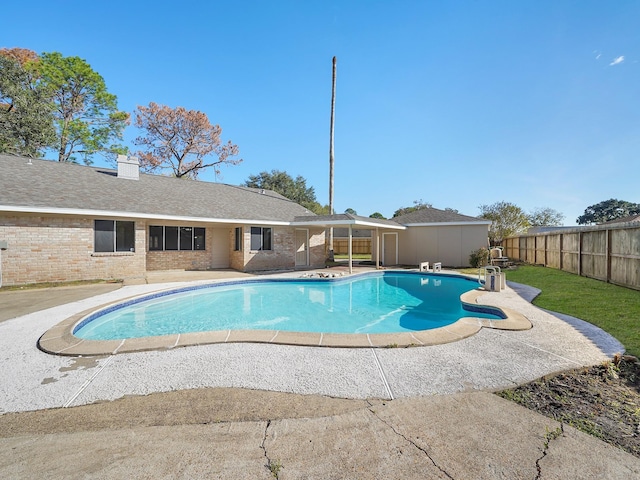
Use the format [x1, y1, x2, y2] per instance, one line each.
[0, 268, 622, 412]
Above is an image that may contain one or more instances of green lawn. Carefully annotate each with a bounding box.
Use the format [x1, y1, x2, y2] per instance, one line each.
[333, 253, 371, 260]
[503, 265, 640, 357]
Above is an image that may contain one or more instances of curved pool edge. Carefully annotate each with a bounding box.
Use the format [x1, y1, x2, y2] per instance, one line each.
[37, 282, 532, 357]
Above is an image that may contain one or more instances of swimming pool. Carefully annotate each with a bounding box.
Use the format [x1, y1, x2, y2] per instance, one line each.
[73, 272, 505, 341]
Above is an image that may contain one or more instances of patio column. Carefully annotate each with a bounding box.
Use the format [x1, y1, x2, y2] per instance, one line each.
[376, 228, 380, 269]
[348, 224, 353, 274]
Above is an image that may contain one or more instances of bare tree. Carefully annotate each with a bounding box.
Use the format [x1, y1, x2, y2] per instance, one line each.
[134, 102, 241, 179]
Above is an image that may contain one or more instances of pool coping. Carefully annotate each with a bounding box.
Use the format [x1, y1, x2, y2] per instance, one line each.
[37, 275, 532, 356]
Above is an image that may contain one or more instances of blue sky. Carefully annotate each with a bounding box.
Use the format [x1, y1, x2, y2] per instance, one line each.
[3, 1, 639, 224]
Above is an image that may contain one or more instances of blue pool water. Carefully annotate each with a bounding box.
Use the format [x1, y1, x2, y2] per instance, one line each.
[74, 272, 505, 340]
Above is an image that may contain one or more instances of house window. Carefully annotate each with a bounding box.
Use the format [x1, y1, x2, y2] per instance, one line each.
[148, 226, 206, 251]
[179, 227, 193, 251]
[149, 225, 163, 251]
[194, 228, 205, 250]
[250, 227, 272, 251]
[234, 227, 242, 251]
[165, 226, 179, 250]
[94, 220, 135, 253]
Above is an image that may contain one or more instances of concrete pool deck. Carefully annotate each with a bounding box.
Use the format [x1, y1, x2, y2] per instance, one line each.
[0, 266, 626, 409]
[37, 270, 532, 356]
[1, 267, 638, 478]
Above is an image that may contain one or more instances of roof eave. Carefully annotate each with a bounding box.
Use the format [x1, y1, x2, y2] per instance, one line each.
[0, 205, 291, 226]
[402, 221, 492, 227]
[290, 219, 406, 230]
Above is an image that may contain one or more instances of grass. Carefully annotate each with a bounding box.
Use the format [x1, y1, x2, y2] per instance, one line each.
[500, 265, 640, 357]
[333, 253, 371, 260]
[268, 459, 282, 478]
[0, 278, 122, 292]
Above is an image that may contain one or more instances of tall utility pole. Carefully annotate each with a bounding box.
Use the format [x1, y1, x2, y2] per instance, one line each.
[328, 56, 337, 258]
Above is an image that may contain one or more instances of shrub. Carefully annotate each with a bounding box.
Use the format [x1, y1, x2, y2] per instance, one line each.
[469, 247, 490, 268]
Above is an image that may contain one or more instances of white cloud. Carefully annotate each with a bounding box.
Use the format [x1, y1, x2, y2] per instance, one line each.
[609, 55, 625, 66]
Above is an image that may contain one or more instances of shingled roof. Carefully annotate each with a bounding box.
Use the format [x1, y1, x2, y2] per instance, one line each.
[392, 207, 490, 225]
[0, 154, 314, 224]
[292, 213, 406, 230]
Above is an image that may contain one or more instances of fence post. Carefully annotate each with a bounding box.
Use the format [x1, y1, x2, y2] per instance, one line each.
[606, 228, 611, 284]
[560, 234, 563, 271]
[578, 231, 582, 277]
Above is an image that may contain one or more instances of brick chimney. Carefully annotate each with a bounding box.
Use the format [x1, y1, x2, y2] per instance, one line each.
[117, 155, 140, 180]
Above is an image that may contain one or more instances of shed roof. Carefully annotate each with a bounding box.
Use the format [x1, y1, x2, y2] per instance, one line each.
[0, 155, 313, 224]
[292, 213, 405, 230]
[392, 207, 490, 225]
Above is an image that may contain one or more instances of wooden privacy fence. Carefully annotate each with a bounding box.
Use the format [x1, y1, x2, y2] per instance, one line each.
[333, 238, 371, 255]
[503, 222, 640, 290]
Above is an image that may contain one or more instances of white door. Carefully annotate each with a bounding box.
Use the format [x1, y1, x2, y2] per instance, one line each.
[382, 233, 398, 266]
[295, 229, 309, 266]
[211, 228, 230, 268]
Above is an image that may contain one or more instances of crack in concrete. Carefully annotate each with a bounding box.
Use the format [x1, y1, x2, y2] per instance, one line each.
[260, 419, 281, 479]
[366, 402, 454, 479]
[534, 423, 564, 480]
[63, 356, 114, 408]
[370, 347, 394, 400]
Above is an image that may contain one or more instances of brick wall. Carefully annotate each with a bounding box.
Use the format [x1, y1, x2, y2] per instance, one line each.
[0, 215, 146, 286]
[0, 216, 329, 286]
[241, 226, 327, 272]
[242, 226, 292, 271]
[229, 226, 245, 271]
[146, 250, 212, 271]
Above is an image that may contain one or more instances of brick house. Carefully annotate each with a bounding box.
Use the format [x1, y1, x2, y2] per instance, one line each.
[0, 154, 337, 286]
[0, 155, 489, 287]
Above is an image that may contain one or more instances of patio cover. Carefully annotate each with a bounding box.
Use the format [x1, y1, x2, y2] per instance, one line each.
[291, 213, 406, 273]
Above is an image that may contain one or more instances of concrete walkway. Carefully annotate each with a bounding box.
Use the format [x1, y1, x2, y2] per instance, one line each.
[0, 269, 638, 478]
